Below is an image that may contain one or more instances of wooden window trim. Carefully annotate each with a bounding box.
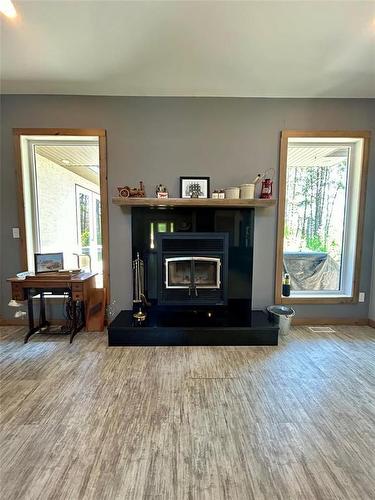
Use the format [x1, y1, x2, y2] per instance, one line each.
[275, 130, 371, 305]
[13, 128, 110, 301]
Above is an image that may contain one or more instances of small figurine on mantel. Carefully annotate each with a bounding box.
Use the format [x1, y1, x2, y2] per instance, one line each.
[117, 181, 145, 198]
[155, 184, 169, 199]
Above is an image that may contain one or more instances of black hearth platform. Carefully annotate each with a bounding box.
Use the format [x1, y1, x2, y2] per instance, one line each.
[108, 309, 278, 346]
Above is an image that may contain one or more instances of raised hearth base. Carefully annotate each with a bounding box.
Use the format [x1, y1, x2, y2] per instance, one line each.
[108, 309, 279, 346]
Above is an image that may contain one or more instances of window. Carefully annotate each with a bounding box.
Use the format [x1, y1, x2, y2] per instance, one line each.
[276, 131, 370, 304]
[14, 131, 108, 292]
[150, 221, 174, 249]
[75, 185, 102, 281]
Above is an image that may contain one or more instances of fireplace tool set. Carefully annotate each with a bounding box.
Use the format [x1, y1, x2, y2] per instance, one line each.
[132, 252, 149, 324]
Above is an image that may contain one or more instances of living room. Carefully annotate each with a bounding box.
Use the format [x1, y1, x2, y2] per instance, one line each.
[1, 1, 374, 499]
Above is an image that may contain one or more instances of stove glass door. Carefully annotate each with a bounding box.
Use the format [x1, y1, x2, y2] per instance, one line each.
[165, 257, 221, 289]
[166, 258, 192, 288]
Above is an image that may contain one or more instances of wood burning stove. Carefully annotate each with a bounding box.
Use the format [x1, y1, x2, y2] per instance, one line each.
[108, 206, 279, 346]
[157, 233, 228, 305]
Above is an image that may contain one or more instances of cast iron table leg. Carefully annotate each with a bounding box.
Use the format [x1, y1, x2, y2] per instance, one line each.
[24, 289, 51, 343]
[69, 300, 85, 343]
[24, 290, 36, 343]
[39, 291, 50, 329]
[69, 299, 77, 344]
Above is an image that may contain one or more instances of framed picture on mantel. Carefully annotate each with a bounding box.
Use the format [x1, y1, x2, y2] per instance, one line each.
[180, 176, 210, 199]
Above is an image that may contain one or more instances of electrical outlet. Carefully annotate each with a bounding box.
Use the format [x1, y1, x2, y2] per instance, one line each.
[359, 292, 365, 302]
[12, 227, 20, 239]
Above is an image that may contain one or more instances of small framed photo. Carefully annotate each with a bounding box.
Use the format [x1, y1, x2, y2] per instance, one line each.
[34, 252, 64, 273]
[180, 176, 210, 199]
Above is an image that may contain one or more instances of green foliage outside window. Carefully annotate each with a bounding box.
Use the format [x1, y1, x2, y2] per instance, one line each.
[79, 193, 90, 247]
[285, 159, 348, 260]
[81, 229, 90, 247]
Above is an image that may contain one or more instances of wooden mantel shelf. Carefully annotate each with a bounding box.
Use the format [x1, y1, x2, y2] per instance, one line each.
[112, 197, 276, 208]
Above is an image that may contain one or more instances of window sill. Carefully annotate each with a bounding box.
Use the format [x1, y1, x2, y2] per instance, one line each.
[279, 295, 355, 305]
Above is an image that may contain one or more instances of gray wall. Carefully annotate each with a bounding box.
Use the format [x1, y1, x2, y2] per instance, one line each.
[370, 235, 375, 322]
[1, 95, 374, 320]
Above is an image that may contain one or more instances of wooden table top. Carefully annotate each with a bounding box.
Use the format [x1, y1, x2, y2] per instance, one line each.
[7, 271, 97, 284]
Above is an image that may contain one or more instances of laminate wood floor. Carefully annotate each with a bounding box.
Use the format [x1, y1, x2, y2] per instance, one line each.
[1, 325, 374, 500]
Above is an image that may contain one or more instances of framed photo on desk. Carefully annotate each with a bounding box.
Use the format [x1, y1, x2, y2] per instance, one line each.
[34, 252, 64, 273]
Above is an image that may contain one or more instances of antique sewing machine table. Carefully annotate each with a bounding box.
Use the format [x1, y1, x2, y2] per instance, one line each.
[7, 272, 97, 343]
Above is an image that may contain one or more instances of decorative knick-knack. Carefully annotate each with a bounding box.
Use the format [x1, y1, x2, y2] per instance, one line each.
[155, 184, 169, 198]
[282, 273, 291, 297]
[117, 181, 145, 198]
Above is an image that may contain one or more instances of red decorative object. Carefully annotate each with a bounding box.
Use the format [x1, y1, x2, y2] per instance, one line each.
[260, 178, 273, 199]
[157, 192, 169, 199]
[117, 181, 145, 198]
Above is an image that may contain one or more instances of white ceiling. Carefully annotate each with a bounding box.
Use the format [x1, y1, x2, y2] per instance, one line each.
[288, 145, 349, 167]
[35, 143, 100, 184]
[1, 0, 374, 97]
[35, 144, 99, 169]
